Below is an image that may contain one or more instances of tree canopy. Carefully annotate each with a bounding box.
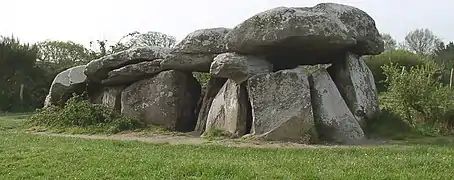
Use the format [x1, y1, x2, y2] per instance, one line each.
[403, 28, 441, 56]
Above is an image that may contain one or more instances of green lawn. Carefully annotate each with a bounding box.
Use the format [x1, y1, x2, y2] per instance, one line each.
[1, 114, 454, 179]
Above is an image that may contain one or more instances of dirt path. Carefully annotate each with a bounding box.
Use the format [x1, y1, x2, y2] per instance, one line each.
[31, 131, 390, 149]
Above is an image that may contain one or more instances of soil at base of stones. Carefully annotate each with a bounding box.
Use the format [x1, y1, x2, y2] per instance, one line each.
[30, 131, 390, 149]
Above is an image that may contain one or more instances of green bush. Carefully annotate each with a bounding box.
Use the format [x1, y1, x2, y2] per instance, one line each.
[193, 72, 212, 87]
[28, 94, 144, 134]
[380, 61, 454, 134]
[365, 50, 426, 93]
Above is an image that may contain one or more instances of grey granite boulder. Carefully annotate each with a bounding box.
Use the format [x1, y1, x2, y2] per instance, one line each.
[194, 78, 227, 134]
[160, 53, 216, 72]
[101, 86, 125, 110]
[121, 70, 201, 132]
[171, 28, 230, 54]
[102, 59, 165, 86]
[309, 68, 365, 144]
[210, 53, 273, 84]
[204, 80, 250, 136]
[44, 65, 87, 107]
[328, 52, 380, 127]
[160, 28, 231, 72]
[247, 66, 316, 142]
[225, 3, 383, 56]
[84, 46, 170, 82]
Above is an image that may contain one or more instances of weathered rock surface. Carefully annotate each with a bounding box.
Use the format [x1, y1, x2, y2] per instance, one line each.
[309, 68, 365, 144]
[328, 53, 380, 127]
[85, 46, 170, 82]
[225, 3, 383, 56]
[210, 53, 273, 84]
[247, 66, 316, 142]
[194, 78, 227, 134]
[102, 60, 165, 86]
[160, 28, 231, 72]
[205, 80, 250, 136]
[172, 28, 230, 54]
[44, 65, 87, 107]
[101, 86, 125, 110]
[160, 53, 217, 72]
[121, 70, 201, 132]
[43, 2, 383, 145]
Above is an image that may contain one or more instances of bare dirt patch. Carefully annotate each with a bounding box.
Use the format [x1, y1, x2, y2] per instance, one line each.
[31, 131, 390, 149]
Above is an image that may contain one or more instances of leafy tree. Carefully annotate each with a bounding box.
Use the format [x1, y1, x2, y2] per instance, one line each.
[37, 40, 94, 75]
[381, 33, 397, 52]
[403, 28, 441, 56]
[433, 42, 454, 67]
[89, 40, 108, 59]
[0, 36, 48, 112]
[365, 50, 426, 93]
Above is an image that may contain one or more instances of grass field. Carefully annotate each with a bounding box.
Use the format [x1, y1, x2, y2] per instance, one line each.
[1, 114, 454, 179]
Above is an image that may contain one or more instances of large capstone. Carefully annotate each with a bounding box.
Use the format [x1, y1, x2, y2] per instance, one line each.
[210, 53, 273, 84]
[160, 53, 216, 72]
[328, 52, 380, 127]
[194, 78, 227, 134]
[160, 28, 231, 72]
[204, 80, 251, 136]
[171, 28, 231, 54]
[225, 3, 383, 68]
[309, 68, 365, 144]
[84, 46, 170, 82]
[121, 70, 201, 132]
[247, 66, 316, 143]
[44, 65, 87, 107]
[102, 60, 165, 86]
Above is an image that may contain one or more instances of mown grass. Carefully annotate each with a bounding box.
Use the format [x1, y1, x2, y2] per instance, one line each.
[1, 114, 454, 179]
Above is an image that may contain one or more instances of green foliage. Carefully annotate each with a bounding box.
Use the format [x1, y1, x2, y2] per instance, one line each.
[3, 115, 454, 179]
[36, 40, 94, 75]
[433, 42, 454, 67]
[0, 36, 49, 112]
[365, 109, 415, 140]
[203, 128, 233, 139]
[365, 50, 426, 92]
[430, 42, 454, 84]
[403, 28, 442, 56]
[381, 33, 397, 52]
[380, 61, 454, 134]
[28, 94, 143, 134]
[193, 72, 212, 87]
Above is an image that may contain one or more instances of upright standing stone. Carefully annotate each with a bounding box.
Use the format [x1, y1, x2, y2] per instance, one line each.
[309, 68, 365, 144]
[101, 86, 125, 110]
[121, 70, 201, 132]
[194, 78, 227, 134]
[328, 52, 380, 127]
[247, 66, 316, 142]
[204, 80, 250, 136]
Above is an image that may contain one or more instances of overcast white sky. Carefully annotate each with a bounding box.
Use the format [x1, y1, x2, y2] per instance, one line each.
[1, 0, 452, 47]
